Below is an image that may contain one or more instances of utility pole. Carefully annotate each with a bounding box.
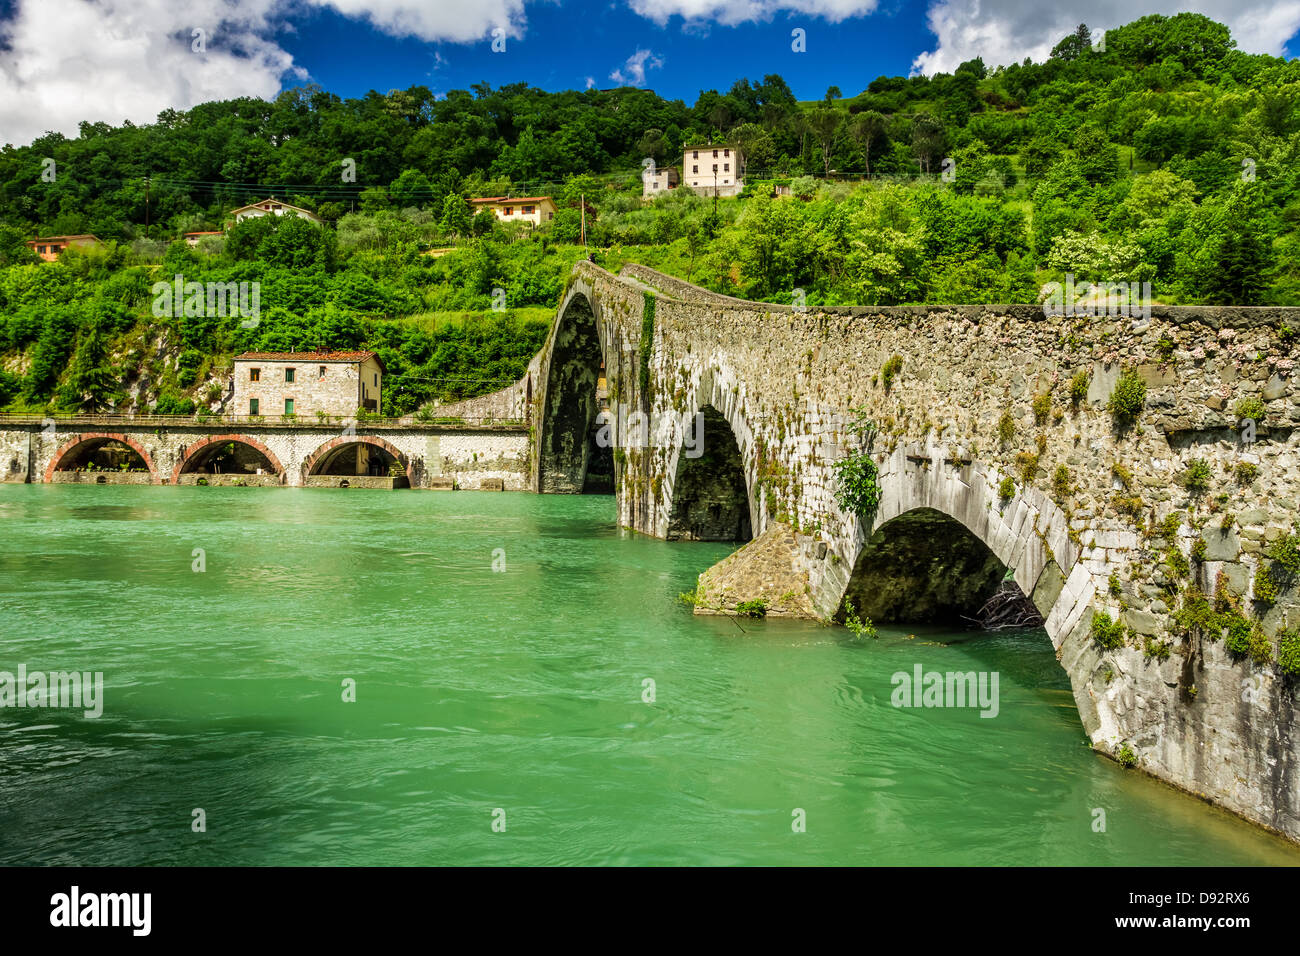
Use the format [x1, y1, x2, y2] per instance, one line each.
[144, 176, 150, 240]
[580, 193, 586, 250]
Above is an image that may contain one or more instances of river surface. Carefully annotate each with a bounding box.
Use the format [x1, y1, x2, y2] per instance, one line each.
[0, 485, 1295, 865]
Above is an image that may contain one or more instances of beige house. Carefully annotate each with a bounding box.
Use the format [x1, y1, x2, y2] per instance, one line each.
[26, 234, 104, 262]
[642, 166, 679, 198]
[232, 351, 385, 418]
[470, 196, 557, 226]
[228, 197, 323, 225]
[184, 230, 223, 246]
[683, 145, 744, 197]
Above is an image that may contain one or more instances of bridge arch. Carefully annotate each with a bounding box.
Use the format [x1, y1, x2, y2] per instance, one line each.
[535, 285, 612, 494]
[302, 435, 408, 480]
[172, 434, 285, 484]
[44, 432, 158, 483]
[832, 446, 1118, 740]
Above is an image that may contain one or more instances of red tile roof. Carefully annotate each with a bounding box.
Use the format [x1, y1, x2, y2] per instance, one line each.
[234, 350, 383, 370]
[470, 196, 553, 204]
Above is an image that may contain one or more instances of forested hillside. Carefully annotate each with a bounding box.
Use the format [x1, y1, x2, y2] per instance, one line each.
[1, 12, 1298, 415]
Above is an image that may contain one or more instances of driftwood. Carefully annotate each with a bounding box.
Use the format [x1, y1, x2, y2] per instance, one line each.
[965, 581, 1045, 630]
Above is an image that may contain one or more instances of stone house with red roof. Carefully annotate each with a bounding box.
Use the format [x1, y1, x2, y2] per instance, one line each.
[232, 351, 384, 418]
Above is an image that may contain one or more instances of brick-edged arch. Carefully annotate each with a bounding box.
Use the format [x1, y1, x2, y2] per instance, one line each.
[171, 434, 286, 484]
[302, 435, 408, 478]
[44, 432, 159, 484]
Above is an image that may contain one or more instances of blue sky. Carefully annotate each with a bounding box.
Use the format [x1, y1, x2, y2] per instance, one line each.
[1, 0, 1298, 148]
[276, 1, 930, 104]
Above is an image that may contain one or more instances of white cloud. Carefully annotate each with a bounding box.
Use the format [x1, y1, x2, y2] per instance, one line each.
[610, 48, 664, 86]
[911, 0, 1300, 75]
[0, 0, 300, 147]
[585, 75, 597, 89]
[627, 0, 878, 26]
[307, 0, 528, 42]
[0, 0, 535, 148]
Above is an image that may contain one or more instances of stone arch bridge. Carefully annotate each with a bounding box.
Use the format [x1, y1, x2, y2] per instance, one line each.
[0, 418, 529, 490]
[531, 260, 1300, 843]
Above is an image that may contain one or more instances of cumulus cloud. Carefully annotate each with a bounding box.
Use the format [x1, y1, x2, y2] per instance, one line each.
[307, 0, 528, 42]
[0, 0, 533, 148]
[610, 48, 664, 86]
[911, 0, 1300, 75]
[628, 0, 878, 26]
[0, 0, 300, 146]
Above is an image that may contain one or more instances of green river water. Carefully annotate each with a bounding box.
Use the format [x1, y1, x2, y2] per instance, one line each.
[0, 485, 1296, 865]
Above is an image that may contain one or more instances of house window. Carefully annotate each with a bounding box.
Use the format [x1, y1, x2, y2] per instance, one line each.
[249, 398, 259, 415]
[504, 207, 513, 215]
[285, 368, 295, 383]
[547, 212, 553, 220]
[724, 164, 729, 171]
[692, 165, 698, 173]
[692, 150, 698, 159]
[36, 246, 46, 254]
[284, 398, 294, 415]
[724, 149, 730, 157]
[249, 368, 260, 382]
[723, 180, 730, 184]
[523, 205, 534, 214]
[319, 366, 326, 377]
[712, 165, 718, 172]
[713, 149, 718, 157]
[374, 373, 379, 385]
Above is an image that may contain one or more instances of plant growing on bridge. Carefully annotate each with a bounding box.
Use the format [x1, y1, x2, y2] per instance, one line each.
[832, 409, 881, 523]
[1116, 743, 1138, 768]
[880, 354, 903, 393]
[1052, 464, 1072, 498]
[1235, 395, 1266, 424]
[1278, 629, 1300, 677]
[735, 599, 768, 618]
[1032, 392, 1052, 425]
[1179, 458, 1213, 494]
[998, 475, 1015, 500]
[1015, 451, 1039, 484]
[996, 411, 1015, 445]
[1069, 370, 1091, 407]
[841, 599, 878, 640]
[1107, 368, 1146, 427]
[1091, 611, 1126, 649]
[639, 292, 656, 398]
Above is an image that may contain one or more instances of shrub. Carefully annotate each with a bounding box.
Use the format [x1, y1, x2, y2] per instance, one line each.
[1113, 495, 1144, 522]
[1116, 743, 1137, 768]
[1235, 461, 1259, 484]
[833, 452, 882, 522]
[1191, 537, 1207, 563]
[1266, 531, 1300, 577]
[842, 599, 878, 640]
[1111, 462, 1134, 490]
[1156, 334, 1176, 360]
[1069, 370, 1090, 406]
[881, 354, 903, 392]
[1253, 566, 1278, 605]
[1016, 451, 1039, 484]
[1278, 629, 1300, 677]
[736, 599, 768, 618]
[998, 476, 1015, 500]
[1107, 368, 1146, 426]
[1092, 611, 1126, 649]
[1165, 546, 1190, 579]
[1180, 459, 1213, 494]
[1144, 636, 1171, 661]
[1234, 395, 1266, 424]
[1108, 573, 1122, 597]
[1051, 464, 1072, 498]
[997, 411, 1015, 444]
[1032, 392, 1052, 425]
